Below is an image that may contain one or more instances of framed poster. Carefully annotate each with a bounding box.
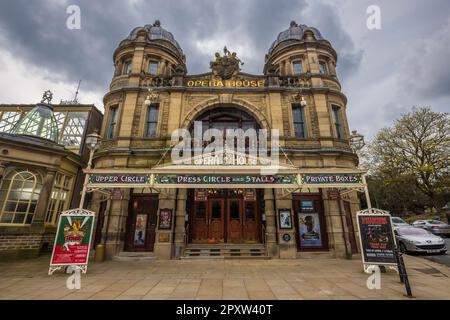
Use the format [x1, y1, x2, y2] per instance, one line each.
[278, 209, 293, 229]
[356, 212, 397, 265]
[298, 212, 323, 247]
[134, 214, 147, 245]
[158, 208, 173, 229]
[49, 208, 95, 275]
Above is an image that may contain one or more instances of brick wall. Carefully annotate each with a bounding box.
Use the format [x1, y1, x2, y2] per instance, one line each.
[0, 234, 44, 252]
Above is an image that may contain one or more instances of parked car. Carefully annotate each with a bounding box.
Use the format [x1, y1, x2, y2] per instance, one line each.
[391, 217, 409, 228]
[411, 220, 450, 237]
[394, 226, 447, 254]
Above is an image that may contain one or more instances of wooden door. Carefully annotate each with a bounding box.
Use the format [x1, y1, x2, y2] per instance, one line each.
[343, 201, 358, 253]
[192, 201, 208, 242]
[243, 201, 259, 242]
[125, 195, 158, 252]
[227, 199, 242, 243]
[209, 199, 225, 242]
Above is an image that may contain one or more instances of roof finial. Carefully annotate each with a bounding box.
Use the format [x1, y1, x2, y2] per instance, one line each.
[290, 21, 298, 27]
[41, 90, 53, 104]
[153, 20, 161, 27]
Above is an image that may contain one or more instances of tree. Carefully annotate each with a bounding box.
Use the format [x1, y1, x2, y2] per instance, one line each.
[368, 107, 450, 211]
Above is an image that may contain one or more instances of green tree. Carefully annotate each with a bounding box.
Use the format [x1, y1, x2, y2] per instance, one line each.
[368, 107, 450, 211]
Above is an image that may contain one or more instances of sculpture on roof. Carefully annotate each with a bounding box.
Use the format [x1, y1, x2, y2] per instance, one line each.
[210, 47, 244, 80]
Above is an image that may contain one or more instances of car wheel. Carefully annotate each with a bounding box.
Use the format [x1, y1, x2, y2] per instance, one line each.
[399, 242, 408, 254]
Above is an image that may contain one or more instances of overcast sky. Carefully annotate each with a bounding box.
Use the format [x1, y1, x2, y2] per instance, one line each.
[0, 0, 449, 140]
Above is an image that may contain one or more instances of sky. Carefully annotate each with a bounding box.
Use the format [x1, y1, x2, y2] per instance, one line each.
[0, 0, 449, 141]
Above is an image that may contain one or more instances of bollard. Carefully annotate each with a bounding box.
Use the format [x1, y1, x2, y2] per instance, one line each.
[94, 244, 105, 263]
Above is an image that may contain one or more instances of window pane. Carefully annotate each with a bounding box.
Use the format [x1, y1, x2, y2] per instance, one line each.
[319, 62, 327, 74]
[148, 62, 158, 75]
[1, 213, 13, 223]
[13, 214, 25, 224]
[211, 201, 222, 219]
[196, 202, 206, 219]
[293, 62, 302, 74]
[0, 112, 22, 133]
[245, 202, 255, 219]
[230, 200, 240, 220]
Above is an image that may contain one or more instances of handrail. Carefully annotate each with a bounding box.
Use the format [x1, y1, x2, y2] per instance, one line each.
[184, 223, 189, 256]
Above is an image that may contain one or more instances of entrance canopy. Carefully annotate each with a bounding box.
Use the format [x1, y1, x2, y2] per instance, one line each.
[84, 163, 367, 190]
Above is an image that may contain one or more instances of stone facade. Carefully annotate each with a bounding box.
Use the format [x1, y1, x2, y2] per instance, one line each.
[93, 21, 361, 260]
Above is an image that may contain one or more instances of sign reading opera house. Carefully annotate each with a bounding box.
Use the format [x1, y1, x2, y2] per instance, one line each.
[89, 20, 364, 260]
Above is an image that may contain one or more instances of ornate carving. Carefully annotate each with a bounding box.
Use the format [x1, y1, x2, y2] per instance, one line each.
[41, 90, 53, 104]
[210, 47, 244, 80]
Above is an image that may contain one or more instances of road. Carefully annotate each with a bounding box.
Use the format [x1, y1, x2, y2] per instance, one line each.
[414, 238, 450, 267]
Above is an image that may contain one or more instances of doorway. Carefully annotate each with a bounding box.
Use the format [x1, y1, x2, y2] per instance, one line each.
[125, 194, 158, 252]
[189, 189, 261, 244]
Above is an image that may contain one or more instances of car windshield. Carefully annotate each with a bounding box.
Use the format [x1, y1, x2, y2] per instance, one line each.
[428, 220, 445, 225]
[397, 228, 430, 236]
[392, 218, 406, 223]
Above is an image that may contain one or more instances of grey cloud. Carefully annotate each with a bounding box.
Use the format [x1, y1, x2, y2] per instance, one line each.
[0, 0, 362, 93]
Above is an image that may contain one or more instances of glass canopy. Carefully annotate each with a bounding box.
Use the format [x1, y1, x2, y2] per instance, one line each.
[11, 104, 59, 143]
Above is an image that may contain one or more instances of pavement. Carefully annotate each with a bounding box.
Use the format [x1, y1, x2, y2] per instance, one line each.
[1, 254, 450, 300]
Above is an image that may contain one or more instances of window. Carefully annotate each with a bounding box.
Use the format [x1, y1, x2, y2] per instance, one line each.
[45, 173, 73, 226]
[148, 61, 158, 75]
[144, 104, 159, 137]
[106, 106, 118, 139]
[123, 60, 132, 75]
[319, 61, 328, 75]
[332, 105, 343, 139]
[0, 169, 42, 225]
[60, 112, 88, 148]
[292, 104, 307, 138]
[0, 111, 22, 133]
[293, 61, 302, 75]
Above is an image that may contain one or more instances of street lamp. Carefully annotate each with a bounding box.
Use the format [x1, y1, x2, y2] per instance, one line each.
[293, 89, 307, 107]
[349, 129, 372, 209]
[79, 130, 102, 208]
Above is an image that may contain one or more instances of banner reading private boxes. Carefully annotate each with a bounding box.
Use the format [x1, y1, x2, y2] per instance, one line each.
[301, 173, 362, 185]
[49, 208, 95, 269]
[356, 211, 397, 265]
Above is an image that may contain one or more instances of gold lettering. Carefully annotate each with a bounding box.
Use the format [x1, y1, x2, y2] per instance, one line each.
[217, 81, 223, 87]
[257, 80, 265, 87]
[187, 81, 194, 86]
[250, 80, 257, 87]
[236, 81, 243, 87]
[243, 80, 250, 87]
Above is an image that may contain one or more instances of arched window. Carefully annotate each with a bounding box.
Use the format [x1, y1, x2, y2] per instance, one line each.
[0, 169, 42, 225]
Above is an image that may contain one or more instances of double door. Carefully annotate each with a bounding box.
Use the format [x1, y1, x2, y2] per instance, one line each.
[190, 193, 260, 243]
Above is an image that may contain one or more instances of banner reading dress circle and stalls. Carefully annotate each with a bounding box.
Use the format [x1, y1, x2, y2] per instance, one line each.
[49, 208, 95, 274]
[356, 209, 397, 265]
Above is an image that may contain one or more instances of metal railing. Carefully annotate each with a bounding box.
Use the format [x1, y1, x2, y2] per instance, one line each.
[183, 223, 189, 256]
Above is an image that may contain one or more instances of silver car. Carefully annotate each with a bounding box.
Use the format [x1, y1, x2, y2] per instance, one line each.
[394, 226, 447, 254]
[391, 217, 409, 228]
[412, 220, 450, 237]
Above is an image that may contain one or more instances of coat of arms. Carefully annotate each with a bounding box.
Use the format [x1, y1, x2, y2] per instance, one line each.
[210, 47, 244, 80]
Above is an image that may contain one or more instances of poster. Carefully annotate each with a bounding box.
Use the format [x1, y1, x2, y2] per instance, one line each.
[159, 208, 173, 229]
[279, 209, 292, 229]
[298, 212, 322, 247]
[134, 214, 147, 245]
[357, 214, 397, 265]
[49, 209, 95, 266]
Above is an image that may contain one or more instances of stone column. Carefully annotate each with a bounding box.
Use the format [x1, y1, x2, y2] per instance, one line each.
[264, 189, 278, 257]
[153, 188, 177, 260]
[104, 188, 130, 259]
[0, 161, 7, 184]
[274, 189, 297, 259]
[322, 190, 347, 258]
[31, 169, 56, 233]
[173, 189, 187, 258]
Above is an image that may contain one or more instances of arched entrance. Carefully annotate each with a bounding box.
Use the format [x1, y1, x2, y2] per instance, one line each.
[187, 105, 264, 244]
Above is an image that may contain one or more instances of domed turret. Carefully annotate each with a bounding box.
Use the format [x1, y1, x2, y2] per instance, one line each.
[268, 21, 326, 55]
[12, 104, 59, 143]
[122, 20, 183, 58]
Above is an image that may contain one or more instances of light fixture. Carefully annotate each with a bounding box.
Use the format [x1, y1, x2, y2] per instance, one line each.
[293, 89, 307, 107]
[85, 130, 102, 150]
[349, 130, 365, 153]
[144, 88, 159, 106]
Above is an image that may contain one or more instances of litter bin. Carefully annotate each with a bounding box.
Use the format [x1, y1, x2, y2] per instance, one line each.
[94, 244, 105, 263]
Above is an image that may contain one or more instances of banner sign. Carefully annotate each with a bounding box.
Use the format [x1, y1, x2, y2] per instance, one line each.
[89, 174, 150, 184]
[301, 173, 362, 185]
[155, 174, 296, 185]
[356, 212, 397, 265]
[49, 208, 95, 275]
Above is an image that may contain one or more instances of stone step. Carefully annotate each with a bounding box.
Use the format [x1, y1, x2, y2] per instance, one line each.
[183, 244, 268, 259]
[112, 251, 156, 262]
